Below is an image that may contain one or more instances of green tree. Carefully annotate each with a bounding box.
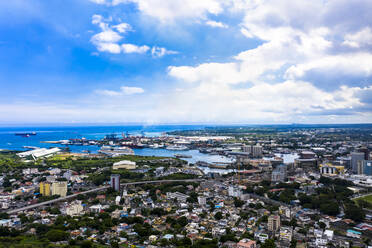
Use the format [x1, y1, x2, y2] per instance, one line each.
[214, 211, 223, 220]
[345, 204, 365, 222]
[261, 239, 276, 248]
[46, 229, 70, 242]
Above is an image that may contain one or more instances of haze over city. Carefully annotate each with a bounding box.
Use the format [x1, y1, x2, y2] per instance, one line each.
[1, 0, 372, 124]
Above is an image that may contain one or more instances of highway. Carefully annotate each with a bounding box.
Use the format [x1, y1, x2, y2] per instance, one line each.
[6, 179, 204, 214]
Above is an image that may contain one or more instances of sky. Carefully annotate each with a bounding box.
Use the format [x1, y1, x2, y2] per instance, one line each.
[1, 0, 372, 125]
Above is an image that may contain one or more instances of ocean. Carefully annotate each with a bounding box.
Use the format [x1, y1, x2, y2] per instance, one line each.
[0, 125, 233, 164]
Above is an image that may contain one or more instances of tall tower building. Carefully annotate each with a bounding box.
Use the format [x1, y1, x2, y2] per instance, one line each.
[351, 152, 365, 174]
[111, 174, 120, 191]
[39, 182, 51, 196]
[51, 181, 68, 197]
[268, 215, 281, 232]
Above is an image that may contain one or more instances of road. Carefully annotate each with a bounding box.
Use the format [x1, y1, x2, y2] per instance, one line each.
[6, 179, 204, 214]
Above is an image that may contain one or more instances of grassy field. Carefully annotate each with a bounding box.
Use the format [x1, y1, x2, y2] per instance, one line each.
[355, 194, 372, 203]
[354, 194, 372, 209]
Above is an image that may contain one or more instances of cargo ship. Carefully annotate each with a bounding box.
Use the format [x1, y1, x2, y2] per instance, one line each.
[15, 132, 37, 137]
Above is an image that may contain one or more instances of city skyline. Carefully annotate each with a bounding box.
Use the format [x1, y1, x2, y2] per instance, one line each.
[1, 0, 372, 124]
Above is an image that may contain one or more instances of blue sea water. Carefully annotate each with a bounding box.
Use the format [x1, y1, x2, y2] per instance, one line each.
[0, 125, 233, 163]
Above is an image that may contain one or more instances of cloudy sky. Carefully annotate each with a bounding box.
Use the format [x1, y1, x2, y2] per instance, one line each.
[1, 0, 372, 124]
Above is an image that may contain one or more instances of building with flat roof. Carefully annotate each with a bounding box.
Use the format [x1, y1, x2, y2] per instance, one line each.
[39, 182, 51, 196]
[237, 239, 256, 248]
[113, 160, 136, 170]
[51, 181, 67, 197]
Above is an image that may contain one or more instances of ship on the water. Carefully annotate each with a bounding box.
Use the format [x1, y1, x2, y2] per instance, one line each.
[174, 154, 192, 158]
[15, 132, 37, 137]
[98, 146, 134, 156]
[166, 145, 188, 151]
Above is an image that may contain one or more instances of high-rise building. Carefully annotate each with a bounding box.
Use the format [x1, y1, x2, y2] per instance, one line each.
[358, 147, 370, 160]
[39, 182, 51, 196]
[242, 145, 263, 158]
[252, 145, 263, 158]
[271, 164, 287, 182]
[51, 181, 68, 197]
[111, 174, 120, 191]
[268, 215, 281, 232]
[362, 160, 372, 176]
[351, 152, 365, 174]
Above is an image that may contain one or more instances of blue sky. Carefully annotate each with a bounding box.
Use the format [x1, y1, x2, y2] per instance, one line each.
[1, 0, 372, 124]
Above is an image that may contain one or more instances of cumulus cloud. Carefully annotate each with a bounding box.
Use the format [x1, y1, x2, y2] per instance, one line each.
[90, 14, 176, 57]
[82, 0, 372, 123]
[111, 0, 230, 22]
[205, 20, 228, 28]
[121, 44, 150, 54]
[151, 46, 178, 57]
[113, 23, 132, 33]
[162, 0, 372, 122]
[343, 27, 372, 48]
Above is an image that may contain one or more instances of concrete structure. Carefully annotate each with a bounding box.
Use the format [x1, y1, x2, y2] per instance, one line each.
[166, 192, 188, 203]
[228, 186, 242, 197]
[362, 160, 372, 176]
[17, 147, 61, 159]
[271, 164, 287, 182]
[39, 182, 51, 196]
[279, 227, 292, 242]
[279, 206, 291, 219]
[242, 145, 263, 158]
[268, 215, 281, 232]
[357, 147, 370, 160]
[111, 174, 120, 191]
[113, 160, 136, 170]
[66, 201, 84, 216]
[300, 151, 316, 159]
[237, 239, 256, 248]
[351, 152, 365, 174]
[198, 196, 206, 206]
[319, 163, 345, 176]
[51, 181, 68, 197]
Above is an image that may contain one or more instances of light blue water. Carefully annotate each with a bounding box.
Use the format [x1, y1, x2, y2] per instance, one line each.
[0, 125, 233, 163]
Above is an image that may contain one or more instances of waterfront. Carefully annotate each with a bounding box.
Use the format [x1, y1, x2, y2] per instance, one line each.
[0, 125, 234, 164]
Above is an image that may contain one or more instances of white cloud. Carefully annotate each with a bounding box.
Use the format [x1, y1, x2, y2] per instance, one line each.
[91, 30, 122, 43]
[90, 15, 175, 57]
[113, 23, 132, 33]
[115, 0, 228, 22]
[121, 86, 145, 94]
[285, 53, 372, 80]
[162, 0, 372, 122]
[121, 44, 150, 54]
[343, 27, 372, 48]
[90, 0, 106, 4]
[205, 20, 228, 28]
[95, 42, 121, 53]
[97, 86, 145, 96]
[84, 0, 372, 123]
[151, 46, 178, 57]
